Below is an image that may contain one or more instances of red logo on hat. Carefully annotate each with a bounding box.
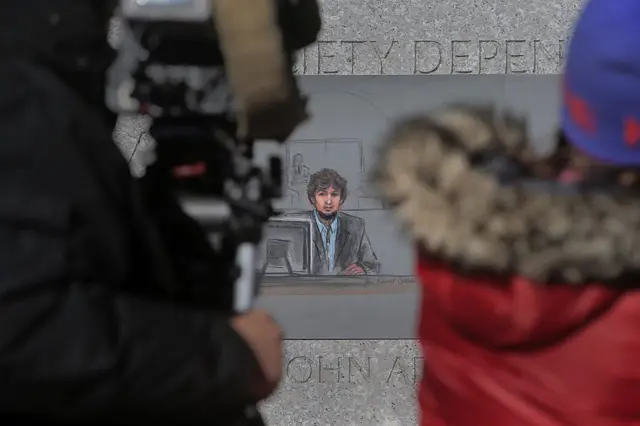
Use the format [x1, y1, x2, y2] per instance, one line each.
[624, 117, 640, 147]
[564, 83, 597, 134]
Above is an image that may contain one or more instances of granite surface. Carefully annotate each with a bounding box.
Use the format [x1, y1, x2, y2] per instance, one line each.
[292, 0, 583, 75]
[108, 1, 584, 424]
[109, 0, 582, 76]
[259, 340, 420, 426]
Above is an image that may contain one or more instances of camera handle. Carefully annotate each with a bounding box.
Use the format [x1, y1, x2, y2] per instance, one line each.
[220, 137, 280, 426]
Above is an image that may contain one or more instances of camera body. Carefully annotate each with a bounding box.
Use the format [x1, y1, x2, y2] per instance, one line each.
[107, 0, 230, 116]
[106, 0, 319, 313]
[107, 3, 319, 422]
[107, 0, 318, 117]
[121, 0, 212, 22]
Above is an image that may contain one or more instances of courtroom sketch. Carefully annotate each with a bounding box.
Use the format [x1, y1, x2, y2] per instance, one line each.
[267, 168, 380, 277]
[282, 138, 369, 211]
[289, 153, 311, 186]
[286, 153, 311, 204]
[258, 216, 315, 276]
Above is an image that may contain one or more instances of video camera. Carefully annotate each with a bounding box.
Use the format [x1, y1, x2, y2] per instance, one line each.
[106, 0, 320, 311]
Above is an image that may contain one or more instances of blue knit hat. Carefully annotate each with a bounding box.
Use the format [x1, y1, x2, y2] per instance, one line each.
[562, 0, 640, 166]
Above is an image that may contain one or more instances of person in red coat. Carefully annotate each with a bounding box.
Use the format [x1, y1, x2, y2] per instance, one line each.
[373, 1, 640, 424]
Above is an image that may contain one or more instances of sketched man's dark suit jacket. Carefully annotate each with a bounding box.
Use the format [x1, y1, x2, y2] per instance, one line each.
[289, 211, 380, 275]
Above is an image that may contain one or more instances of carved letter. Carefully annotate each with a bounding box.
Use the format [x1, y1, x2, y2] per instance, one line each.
[348, 357, 372, 383]
[342, 40, 366, 74]
[478, 40, 500, 73]
[534, 39, 566, 73]
[319, 356, 342, 383]
[451, 40, 473, 74]
[286, 356, 313, 383]
[414, 41, 443, 74]
[413, 357, 424, 384]
[386, 357, 410, 384]
[559, 39, 567, 67]
[317, 41, 340, 74]
[505, 40, 527, 73]
[293, 46, 309, 75]
[370, 40, 398, 74]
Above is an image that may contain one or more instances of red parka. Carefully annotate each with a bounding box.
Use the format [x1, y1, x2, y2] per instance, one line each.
[416, 258, 634, 426]
[374, 105, 640, 426]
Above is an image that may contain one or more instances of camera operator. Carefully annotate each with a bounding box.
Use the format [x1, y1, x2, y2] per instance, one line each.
[0, 1, 319, 424]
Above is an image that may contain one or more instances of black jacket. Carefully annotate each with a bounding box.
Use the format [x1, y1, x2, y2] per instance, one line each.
[0, 42, 263, 426]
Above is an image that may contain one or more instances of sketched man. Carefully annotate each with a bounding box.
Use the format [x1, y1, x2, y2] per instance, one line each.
[297, 168, 380, 276]
[289, 153, 311, 186]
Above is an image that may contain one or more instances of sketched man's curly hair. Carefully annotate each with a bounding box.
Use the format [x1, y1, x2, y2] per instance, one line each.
[306, 168, 348, 204]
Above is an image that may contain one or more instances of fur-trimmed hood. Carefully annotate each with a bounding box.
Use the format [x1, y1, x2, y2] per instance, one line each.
[373, 105, 640, 287]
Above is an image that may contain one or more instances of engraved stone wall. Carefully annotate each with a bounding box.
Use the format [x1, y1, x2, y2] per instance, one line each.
[110, 1, 584, 424]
